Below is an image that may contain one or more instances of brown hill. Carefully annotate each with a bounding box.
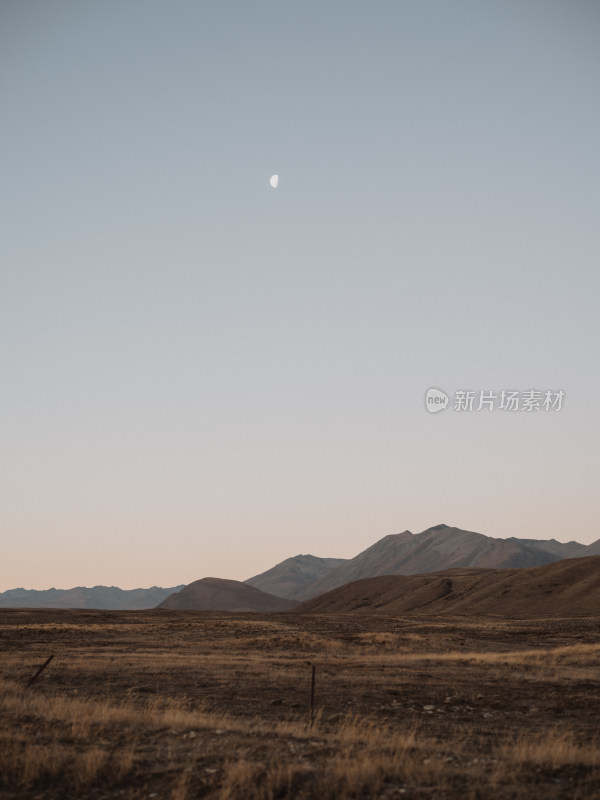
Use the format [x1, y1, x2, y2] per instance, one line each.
[296, 555, 600, 616]
[298, 524, 560, 600]
[245, 554, 347, 600]
[158, 578, 299, 612]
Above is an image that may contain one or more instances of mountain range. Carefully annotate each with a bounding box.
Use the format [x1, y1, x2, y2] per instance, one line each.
[245, 524, 599, 601]
[0, 585, 184, 610]
[3, 524, 598, 611]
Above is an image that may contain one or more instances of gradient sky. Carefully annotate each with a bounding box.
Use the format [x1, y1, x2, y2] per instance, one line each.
[1, 1, 599, 590]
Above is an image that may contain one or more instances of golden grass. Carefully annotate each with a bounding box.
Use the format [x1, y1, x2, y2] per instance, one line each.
[503, 731, 600, 768]
[2, 610, 600, 798]
[2, 667, 597, 798]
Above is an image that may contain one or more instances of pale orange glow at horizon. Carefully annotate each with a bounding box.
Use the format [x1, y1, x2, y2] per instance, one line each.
[1, 2, 598, 591]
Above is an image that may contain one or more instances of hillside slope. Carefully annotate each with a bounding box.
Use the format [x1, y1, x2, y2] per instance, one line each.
[158, 578, 299, 612]
[297, 555, 600, 616]
[245, 554, 347, 600]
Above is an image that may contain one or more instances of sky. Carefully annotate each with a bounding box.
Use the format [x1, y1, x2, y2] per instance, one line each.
[1, 1, 599, 590]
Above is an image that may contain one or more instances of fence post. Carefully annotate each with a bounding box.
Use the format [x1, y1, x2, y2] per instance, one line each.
[27, 655, 54, 688]
[309, 664, 316, 728]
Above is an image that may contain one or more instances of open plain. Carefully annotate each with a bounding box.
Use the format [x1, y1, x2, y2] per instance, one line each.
[1, 608, 599, 799]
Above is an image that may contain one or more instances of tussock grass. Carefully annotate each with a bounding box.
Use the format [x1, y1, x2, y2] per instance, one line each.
[0, 735, 135, 792]
[2, 610, 600, 798]
[503, 731, 600, 768]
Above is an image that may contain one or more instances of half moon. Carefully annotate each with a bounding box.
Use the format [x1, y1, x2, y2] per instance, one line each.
[269, 174, 279, 189]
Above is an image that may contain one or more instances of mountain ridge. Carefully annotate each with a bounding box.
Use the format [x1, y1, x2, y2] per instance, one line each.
[5, 525, 599, 609]
[245, 524, 600, 601]
[0, 585, 185, 610]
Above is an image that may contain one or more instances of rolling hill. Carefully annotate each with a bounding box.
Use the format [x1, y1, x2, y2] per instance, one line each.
[157, 577, 299, 612]
[296, 555, 600, 616]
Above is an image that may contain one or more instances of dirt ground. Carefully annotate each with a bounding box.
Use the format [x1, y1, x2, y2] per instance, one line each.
[1, 608, 599, 799]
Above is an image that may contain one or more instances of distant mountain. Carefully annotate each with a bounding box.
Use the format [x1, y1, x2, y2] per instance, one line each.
[295, 524, 563, 600]
[507, 537, 589, 559]
[297, 555, 600, 617]
[0, 585, 184, 610]
[245, 554, 347, 600]
[157, 577, 299, 612]
[6, 525, 597, 610]
[585, 539, 600, 556]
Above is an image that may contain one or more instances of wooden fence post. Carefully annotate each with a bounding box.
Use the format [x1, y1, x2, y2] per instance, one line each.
[309, 664, 316, 728]
[27, 655, 54, 688]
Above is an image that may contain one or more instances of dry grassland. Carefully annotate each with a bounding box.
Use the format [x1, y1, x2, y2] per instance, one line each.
[1, 609, 599, 799]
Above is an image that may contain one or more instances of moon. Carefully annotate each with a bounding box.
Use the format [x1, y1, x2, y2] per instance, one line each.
[269, 174, 279, 189]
